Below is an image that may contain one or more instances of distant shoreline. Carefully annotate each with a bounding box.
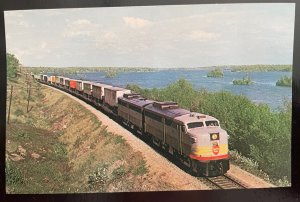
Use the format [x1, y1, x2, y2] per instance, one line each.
[25, 64, 292, 75]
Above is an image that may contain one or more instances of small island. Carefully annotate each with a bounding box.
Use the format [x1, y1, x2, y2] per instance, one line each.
[276, 75, 292, 87]
[233, 74, 253, 85]
[105, 70, 118, 78]
[207, 69, 224, 78]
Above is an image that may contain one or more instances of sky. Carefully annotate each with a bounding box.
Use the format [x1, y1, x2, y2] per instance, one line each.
[4, 3, 295, 68]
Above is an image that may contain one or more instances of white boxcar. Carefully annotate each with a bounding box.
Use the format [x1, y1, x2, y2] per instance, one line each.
[83, 81, 93, 95]
[104, 87, 131, 107]
[92, 83, 112, 100]
[76, 80, 84, 92]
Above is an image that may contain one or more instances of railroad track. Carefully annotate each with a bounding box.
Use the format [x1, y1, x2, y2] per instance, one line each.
[199, 174, 247, 189]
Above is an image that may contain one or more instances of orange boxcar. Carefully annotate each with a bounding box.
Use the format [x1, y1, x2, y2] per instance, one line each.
[70, 80, 77, 89]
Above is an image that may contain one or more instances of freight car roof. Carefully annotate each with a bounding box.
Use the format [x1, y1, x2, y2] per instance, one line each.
[92, 82, 112, 87]
[119, 97, 155, 108]
[144, 104, 190, 119]
[105, 86, 130, 92]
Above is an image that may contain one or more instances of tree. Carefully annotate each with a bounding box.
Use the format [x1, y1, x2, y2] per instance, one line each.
[7, 53, 20, 78]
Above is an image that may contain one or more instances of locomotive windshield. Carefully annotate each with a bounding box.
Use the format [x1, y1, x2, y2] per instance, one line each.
[206, 120, 219, 127]
[187, 122, 204, 129]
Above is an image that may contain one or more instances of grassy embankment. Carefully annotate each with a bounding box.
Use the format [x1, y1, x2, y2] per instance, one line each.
[276, 75, 292, 87]
[6, 72, 177, 193]
[127, 79, 291, 186]
[207, 69, 224, 78]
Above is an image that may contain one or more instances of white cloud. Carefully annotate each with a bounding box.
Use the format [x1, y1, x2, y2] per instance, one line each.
[123, 17, 152, 28]
[5, 11, 24, 18]
[63, 19, 100, 38]
[41, 42, 47, 49]
[103, 31, 118, 40]
[187, 31, 221, 42]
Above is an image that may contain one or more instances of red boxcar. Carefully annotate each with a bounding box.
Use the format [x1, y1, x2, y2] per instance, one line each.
[70, 80, 77, 89]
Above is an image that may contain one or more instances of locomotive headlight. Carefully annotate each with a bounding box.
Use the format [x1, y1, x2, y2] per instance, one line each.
[210, 133, 220, 141]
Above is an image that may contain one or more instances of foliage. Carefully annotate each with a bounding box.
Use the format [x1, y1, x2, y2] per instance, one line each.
[88, 163, 109, 191]
[25, 66, 156, 76]
[53, 142, 67, 160]
[207, 68, 224, 78]
[133, 159, 148, 176]
[6, 161, 24, 185]
[230, 64, 292, 72]
[276, 75, 292, 87]
[111, 166, 126, 180]
[7, 53, 20, 78]
[127, 79, 291, 182]
[233, 74, 253, 85]
[14, 109, 24, 117]
[105, 70, 118, 78]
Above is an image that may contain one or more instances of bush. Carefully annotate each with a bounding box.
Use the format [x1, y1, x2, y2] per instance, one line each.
[7, 53, 20, 78]
[111, 165, 126, 180]
[276, 75, 292, 87]
[133, 159, 148, 176]
[88, 164, 109, 191]
[14, 109, 24, 117]
[114, 136, 126, 145]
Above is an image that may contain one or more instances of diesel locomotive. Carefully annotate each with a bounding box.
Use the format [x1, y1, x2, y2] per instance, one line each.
[34, 74, 230, 177]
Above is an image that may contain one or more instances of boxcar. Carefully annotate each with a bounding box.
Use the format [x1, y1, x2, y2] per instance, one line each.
[49, 76, 56, 84]
[70, 79, 77, 90]
[65, 78, 70, 89]
[76, 80, 84, 93]
[104, 87, 131, 108]
[42, 75, 48, 83]
[59, 77, 65, 86]
[83, 82, 93, 97]
[55, 76, 60, 85]
[92, 83, 112, 103]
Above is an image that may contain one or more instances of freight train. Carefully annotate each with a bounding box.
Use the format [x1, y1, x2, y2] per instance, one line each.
[33, 73, 230, 177]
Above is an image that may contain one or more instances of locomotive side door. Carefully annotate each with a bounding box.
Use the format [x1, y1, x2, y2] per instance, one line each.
[178, 124, 183, 155]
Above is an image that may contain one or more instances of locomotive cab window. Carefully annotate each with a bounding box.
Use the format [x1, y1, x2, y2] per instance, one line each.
[206, 121, 219, 127]
[187, 122, 204, 129]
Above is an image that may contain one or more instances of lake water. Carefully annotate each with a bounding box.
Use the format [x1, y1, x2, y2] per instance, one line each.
[71, 70, 292, 110]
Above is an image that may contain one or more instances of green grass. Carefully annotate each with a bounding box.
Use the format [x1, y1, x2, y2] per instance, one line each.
[111, 165, 127, 181]
[6, 161, 24, 186]
[133, 159, 148, 176]
[113, 136, 126, 145]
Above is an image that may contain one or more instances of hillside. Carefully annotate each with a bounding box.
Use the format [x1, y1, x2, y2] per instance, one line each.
[6, 72, 209, 193]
